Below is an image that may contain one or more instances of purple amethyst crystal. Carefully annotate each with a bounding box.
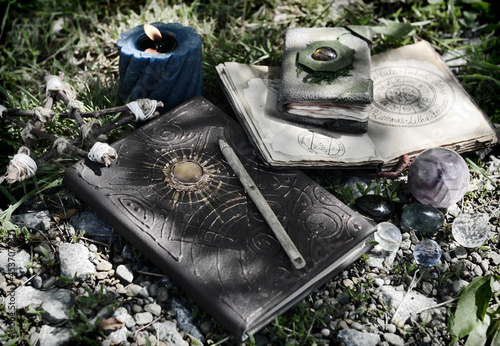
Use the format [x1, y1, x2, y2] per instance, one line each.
[408, 148, 469, 209]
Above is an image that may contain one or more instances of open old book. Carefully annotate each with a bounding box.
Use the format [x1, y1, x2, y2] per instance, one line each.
[216, 41, 499, 169]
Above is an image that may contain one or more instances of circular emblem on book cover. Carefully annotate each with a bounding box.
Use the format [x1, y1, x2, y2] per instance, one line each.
[298, 131, 345, 158]
[370, 66, 455, 127]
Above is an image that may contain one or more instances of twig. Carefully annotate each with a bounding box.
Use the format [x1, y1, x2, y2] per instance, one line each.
[1, 71, 162, 182]
[135, 270, 168, 278]
[3, 108, 55, 118]
[133, 316, 162, 337]
[2, 114, 87, 156]
[59, 105, 133, 118]
[369, 154, 410, 179]
[415, 297, 458, 314]
[391, 268, 422, 324]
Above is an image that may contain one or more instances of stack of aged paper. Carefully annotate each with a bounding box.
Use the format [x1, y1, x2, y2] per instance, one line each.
[216, 41, 499, 169]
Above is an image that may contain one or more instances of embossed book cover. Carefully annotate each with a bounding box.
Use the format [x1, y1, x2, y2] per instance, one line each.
[64, 96, 375, 339]
[216, 41, 499, 169]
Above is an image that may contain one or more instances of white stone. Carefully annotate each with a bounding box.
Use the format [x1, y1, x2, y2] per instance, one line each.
[134, 312, 153, 325]
[153, 321, 188, 346]
[115, 264, 134, 284]
[108, 326, 129, 344]
[33, 325, 72, 346]
[384, 332, 404, 346]
[59, 243, 96, 280]
[0, 249, 30, 277]
[113, 306, 136, 329]
[15, 286, 73, 324]
[337, 329, 380, 346]
[145, 303, 162, 316]
[378, 285, 438, 326]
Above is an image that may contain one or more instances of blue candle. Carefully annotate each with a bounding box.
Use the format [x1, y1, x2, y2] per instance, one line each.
[117, 22, 203, 110]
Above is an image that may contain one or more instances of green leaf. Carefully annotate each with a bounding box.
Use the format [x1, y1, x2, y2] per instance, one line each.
[3, 338, 20, 346]
[372, 20, 414, 38]
[461, 0, 490, 12]
[451, 276, 493, 338]
[465, 314, 490, 346]
[488, 315, 500, 345]
[428, 0, 444, 4]
[39, 246, 51, 260]
[356, 183, 365, 194]
[491, 326, 500, 346]
[475, 277, 493, 321]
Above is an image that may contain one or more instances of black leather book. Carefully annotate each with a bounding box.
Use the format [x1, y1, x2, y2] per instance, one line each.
[64, 96, 375, 339]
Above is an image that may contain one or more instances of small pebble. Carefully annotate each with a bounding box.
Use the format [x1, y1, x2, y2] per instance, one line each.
[115, 265, 134, 285]
[400, 239, 412, 250]
[32, 276, 42, 289]
[386, 323, 397, 333]
[420, 311, 432, 324]
[384, 332, 404, 346]
[96, 260, 113, 271]
[474, 265, 484, 276]
[144, 303, 162, 316]
[351, 322, 363, 331]
[422, 282, 433, 295]
[42, 276, 58, 290]
[132, 304, 142, 314]
[199, 321, 211, 334]
[134, 312, 153, 325]
[149, 283, 159, 297]
[126, 284, 143, 297]
[156, 287, 169, 303]
[338, 320, 349, 329]
[487, 251, 500, 265]
[481, 259, 489, 272]
[374, 278, 384, 287]
[116, 283, 127, 295]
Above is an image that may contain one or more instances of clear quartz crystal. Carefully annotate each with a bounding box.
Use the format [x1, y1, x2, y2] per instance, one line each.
[374, 222, 402, 251]
[413, 239, 442, 267]
[452, 213, 489, 248]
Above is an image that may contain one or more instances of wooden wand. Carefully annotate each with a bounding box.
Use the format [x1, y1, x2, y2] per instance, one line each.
[219, 139, 306, 270]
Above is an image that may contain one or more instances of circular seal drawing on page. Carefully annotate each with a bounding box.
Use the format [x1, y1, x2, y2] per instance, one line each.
[298, 132, 345, 158]
[370, 66, 455, 127]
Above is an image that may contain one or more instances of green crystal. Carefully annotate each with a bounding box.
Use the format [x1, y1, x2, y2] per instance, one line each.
[401, 204, 444, 233]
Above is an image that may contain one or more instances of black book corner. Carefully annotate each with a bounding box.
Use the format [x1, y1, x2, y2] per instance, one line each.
[63, 96, 376, 339]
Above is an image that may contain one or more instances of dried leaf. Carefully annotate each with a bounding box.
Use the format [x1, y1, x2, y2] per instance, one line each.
[97, 317, 124, 331]
[53, 208, 78, 222]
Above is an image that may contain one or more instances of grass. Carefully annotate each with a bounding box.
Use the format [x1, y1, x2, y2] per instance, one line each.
[1, 0, 499, 344]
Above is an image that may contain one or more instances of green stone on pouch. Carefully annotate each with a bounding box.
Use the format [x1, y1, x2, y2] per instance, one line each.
[401, 204, 444, 233]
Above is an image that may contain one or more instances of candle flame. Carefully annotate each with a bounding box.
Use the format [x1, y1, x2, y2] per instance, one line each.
[144, 24, 162, 42]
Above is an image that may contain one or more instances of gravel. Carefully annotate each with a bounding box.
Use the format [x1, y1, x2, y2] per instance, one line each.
[1, 150, 499, 345]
